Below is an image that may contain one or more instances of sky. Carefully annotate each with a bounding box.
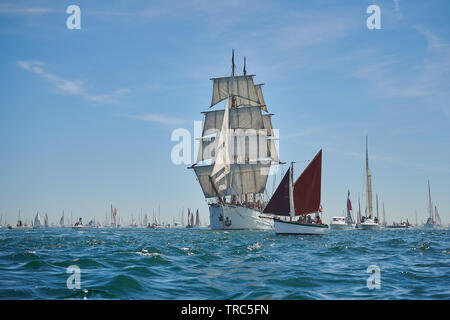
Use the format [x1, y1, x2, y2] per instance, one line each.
[0, 0, 449, 226]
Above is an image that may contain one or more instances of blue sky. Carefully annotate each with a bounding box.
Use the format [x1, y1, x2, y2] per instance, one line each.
[0, 0, 449, 226]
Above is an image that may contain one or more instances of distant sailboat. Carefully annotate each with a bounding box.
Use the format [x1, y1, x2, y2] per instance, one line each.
[44, 214, 49, 227]
[330, 190, 354, 230]
[33, 212, 43, 228]
[195, 209, 200, 227]
[16, 210, 23, 228]
[359, 136, 379, 230]
[60, 211, 65, 227]
[186, 209, 194, 228]
[264, 150, 328, 235]
[424, 180, 439, 229]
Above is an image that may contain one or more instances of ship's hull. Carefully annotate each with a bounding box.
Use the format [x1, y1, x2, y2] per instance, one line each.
[330, 222, 349, 230]
[359, 221, 380, 230]
[209, 204, 273, 230]
[274, 219, 329, 235]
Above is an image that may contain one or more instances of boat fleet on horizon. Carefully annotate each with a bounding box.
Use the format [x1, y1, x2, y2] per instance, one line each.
[0, 205, 207, 230]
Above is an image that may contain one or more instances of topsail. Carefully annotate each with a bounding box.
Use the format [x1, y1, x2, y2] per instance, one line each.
[210, 75, 267, 111]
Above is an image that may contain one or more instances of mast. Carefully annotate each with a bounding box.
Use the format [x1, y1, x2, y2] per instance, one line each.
[428, 180, 433, 223]
[383, 203, 386, 226]
[243, 56, 246, 76]
[376, 193, 379, 220]
[365, 135, 373, 218]
[357, 194, 362, 224]
[346, 190, 353, 223]
[232, 49, 235, 77]
[289, 162, 295, 217]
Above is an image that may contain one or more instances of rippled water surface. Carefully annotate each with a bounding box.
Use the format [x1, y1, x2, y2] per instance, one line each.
[0, 227, 449, 299]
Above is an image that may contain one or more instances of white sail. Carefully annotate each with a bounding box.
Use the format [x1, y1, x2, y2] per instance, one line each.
[202, 106, 266, 137]
[210, 98, 232, 193]
[193, 162, 270, 198]
[428, 180, 433, 223]
[197, 132, 278, 163]
[211, 75, 260, 107]
[34, 213, 42, 227]
[434, 206, 442, 226]
[262, 114, 273, 136]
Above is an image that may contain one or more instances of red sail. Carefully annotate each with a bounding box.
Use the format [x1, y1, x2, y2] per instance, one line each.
[263, 168, 291, 216]
[293, 149, 322, 215]
[347, 198, 352, 211]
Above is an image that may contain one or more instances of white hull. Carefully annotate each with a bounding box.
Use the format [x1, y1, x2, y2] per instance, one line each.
[274, 219, 328, 235]
[359, 221, 380, 230]
[72, 225, 89, 230]
[330, 223, 349, 230]
[209, 204, 274, 230]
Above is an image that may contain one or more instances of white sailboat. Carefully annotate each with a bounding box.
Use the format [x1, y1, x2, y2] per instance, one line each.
[189, 50, 279, 230]
[33, 212, 43, 228]
[44, 213, 49, 227]
[264, 150, 329, 235]
[360, 136, 380, 230]
[423, 181, 441, 229]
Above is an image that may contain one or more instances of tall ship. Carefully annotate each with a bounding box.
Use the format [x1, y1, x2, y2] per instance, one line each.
[190, 51, 280, 230]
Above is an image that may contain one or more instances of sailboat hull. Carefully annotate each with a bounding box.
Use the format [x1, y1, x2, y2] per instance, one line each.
[274, 219, 329, 235]
[359, 222, 380, 230]
[209, 204, 274, 230]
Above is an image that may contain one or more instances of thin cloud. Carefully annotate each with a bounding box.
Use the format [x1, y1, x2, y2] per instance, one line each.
[0, 3, 57, 15]
[124, 113, 185, 125]
[18, 61, 129, 105]
[393, 0, 403, 19]
[352, 27, 450, 120]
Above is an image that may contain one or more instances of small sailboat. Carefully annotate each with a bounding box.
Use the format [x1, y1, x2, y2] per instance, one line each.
[16, 210, 23, 228]
[359, 136, 379, 230]
[60, 210, 65, 227]
[186, 209, 194, 228]
[72, 217, 89, 229]
[331, 190, 354, 229]
[44, 213, 49, 227]
[195, 209, 200, 227]
[423, 181, 442, 229]
[263, 150, 328, 235]
[33, 212, 43, 228]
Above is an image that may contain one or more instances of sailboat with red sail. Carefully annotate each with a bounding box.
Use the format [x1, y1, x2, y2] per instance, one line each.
[263, 149, 329, 235]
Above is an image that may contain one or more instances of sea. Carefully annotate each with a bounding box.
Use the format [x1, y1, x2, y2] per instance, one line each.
[0, 227, 448, 300]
